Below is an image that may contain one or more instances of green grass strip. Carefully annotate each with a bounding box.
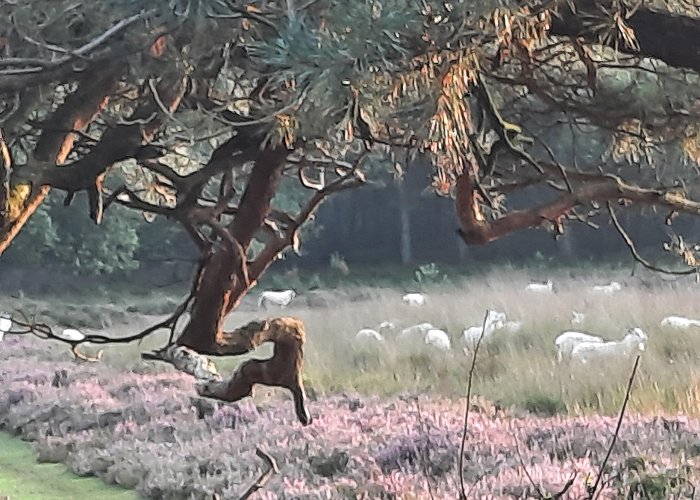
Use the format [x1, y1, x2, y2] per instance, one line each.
[0, 432, 137, 500]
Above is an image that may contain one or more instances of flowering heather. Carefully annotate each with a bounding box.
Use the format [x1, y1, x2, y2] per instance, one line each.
[2, 336, 700, 499]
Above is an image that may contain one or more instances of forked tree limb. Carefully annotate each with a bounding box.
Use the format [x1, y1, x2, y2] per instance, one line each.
[608, 203, 698, 276]
[245, 169, 366, 293]
[0, 186, 51, 255]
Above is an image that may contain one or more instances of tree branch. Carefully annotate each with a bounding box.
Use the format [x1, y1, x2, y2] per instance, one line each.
[586, 355, 641, 499]
[237, 449, 280, 500]
[549, 1, 700, 74]
[458, 309, 490, 500]
[456, 169, 700, 245]
[608, 203, 698, 276]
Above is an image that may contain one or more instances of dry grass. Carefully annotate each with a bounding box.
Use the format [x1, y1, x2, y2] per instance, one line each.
[276, 267, 700, 417]
[10, 265, 700, 417]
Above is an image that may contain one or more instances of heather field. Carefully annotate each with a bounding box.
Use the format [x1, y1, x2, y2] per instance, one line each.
[3, 267, 700, 498]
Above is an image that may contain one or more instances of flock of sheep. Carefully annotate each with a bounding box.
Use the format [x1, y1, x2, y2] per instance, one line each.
[257, 281, 699, 365]
[0, 279, 697, 367]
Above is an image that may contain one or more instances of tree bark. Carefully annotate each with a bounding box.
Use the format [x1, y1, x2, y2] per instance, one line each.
[172, 147, 315, 425]
[170, 146, 366, 425]
[177, 147, 289, 352]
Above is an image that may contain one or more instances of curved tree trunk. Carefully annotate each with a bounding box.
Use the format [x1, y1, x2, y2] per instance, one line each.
[171, 146, 313, 425]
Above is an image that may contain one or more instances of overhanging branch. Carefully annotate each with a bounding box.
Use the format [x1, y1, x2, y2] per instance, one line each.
[456, 169, 700, 245]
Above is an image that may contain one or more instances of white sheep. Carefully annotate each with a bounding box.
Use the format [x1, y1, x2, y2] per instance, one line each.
[58, 328, 86, 342]
[398, 322, 435, 340]
[498, 320, 523, 335]
[571, 311, 586, 327]
[554, 331, 605, 362]
[424, 329, 451, 351]
[355, 328, 385, 342]
[258, 289, 296, 309]
[462, 310, 506, 347]
[660, 315, 700, 329]
[402, 293, 426, 306]
[355, 320, 397, 343]
[0, 313, 12, 342]
[525, 280, 554, 293]
[591, 281, 623, 294]
[571, 328, 647, 364]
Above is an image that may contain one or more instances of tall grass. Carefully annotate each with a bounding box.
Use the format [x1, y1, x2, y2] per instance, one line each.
[14, 265, 700, 417]
[271, 267, 700, 417]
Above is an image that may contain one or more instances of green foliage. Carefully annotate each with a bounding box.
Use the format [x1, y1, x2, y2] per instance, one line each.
[6, 203, 58, 267]
[48, 198, 140, 275]
[6, 194, 144, 276]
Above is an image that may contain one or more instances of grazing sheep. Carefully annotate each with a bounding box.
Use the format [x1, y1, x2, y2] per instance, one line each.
[571, 328, 647, 364]
[571, 311, 586, 327]
[424, 329, 451, 351]
[258, 289, 296, 309]
[0, 313, 11, 342]
[498, 320, 523, 335]
[355, 328, 385, 342]
[525, 280, 554, 293]
[355, 321, 397, 343]
[462, 310, 506, 347]
[660, 315, 700, 329]
[398, 322, 435, 340]
[592, 281, 623, 294]
[402, 293, 426, 306]
[555, 331, 605, 362]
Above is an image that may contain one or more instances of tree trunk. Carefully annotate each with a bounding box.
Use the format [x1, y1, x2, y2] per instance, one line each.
[397, 179, 412, 264]
[172, 147, 312, 425]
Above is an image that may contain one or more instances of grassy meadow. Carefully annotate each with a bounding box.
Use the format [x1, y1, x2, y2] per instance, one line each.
[4, 263, 700, 498]
[6, 263, 700, 418]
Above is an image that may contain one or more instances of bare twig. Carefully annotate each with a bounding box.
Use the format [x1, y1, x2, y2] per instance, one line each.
[587, 354, 642, 499]
[237, 448, 280, 500]
[513, 429, 576, 499]
[1, 12, 152, 77]
[457, 309, 490, 499]
[608, 203, 698, 276]
[514, 436, 546, 498]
